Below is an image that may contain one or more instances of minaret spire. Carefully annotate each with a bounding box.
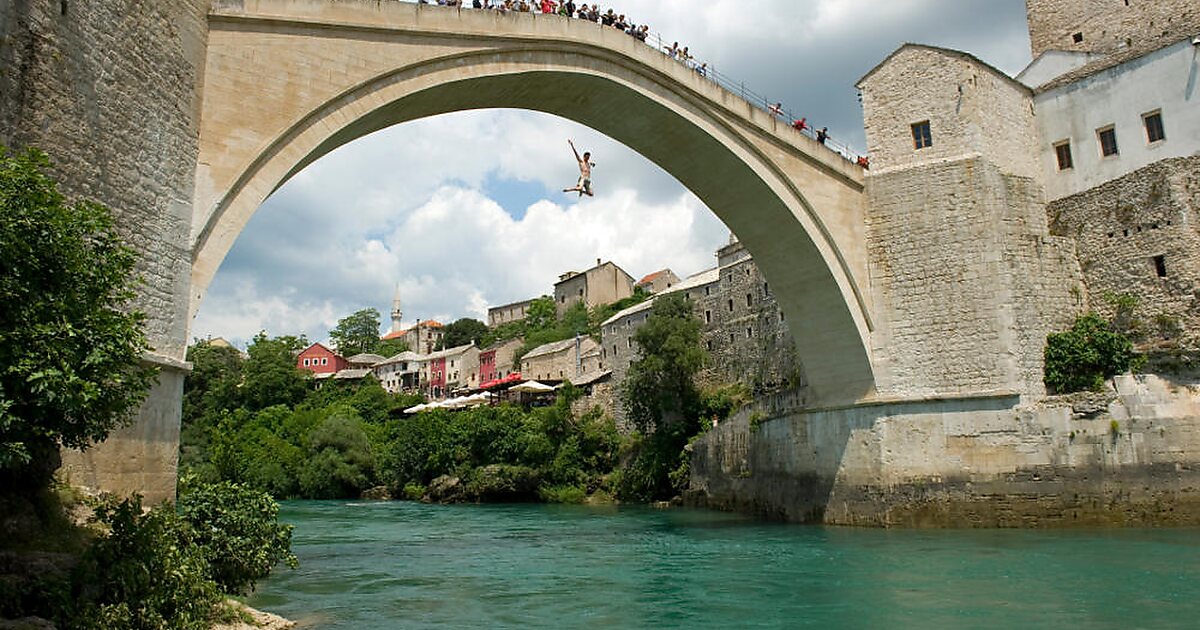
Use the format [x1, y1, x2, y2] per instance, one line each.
[390, 283, 403, 334]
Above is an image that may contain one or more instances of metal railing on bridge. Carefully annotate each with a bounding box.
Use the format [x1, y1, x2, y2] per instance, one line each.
[389, 0, 868, 166]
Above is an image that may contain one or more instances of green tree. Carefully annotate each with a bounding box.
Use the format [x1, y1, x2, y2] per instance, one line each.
[437, 317, 489, 350]
[176, 478, 298, 595]
[618, 293, 707, 501]
[374, 336, 410, 358]
[0, 147, 156, 472]
[1045, 312, 1139, 393]
[622, 293, 705, 432]
[524, 296, 557, 332]
[182, 340, 243, 425]
[330, 308, 383, 356]
[298, 414, 376, 498]
[240, 333, 309, 412]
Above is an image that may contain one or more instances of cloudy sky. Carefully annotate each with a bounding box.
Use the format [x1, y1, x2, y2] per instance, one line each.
[192, 0, 1033, 348]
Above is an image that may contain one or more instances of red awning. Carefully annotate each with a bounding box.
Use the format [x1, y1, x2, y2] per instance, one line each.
[481, 373, 523, 390]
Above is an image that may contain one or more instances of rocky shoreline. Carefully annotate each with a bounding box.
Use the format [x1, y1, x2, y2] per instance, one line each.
[213, 601, 295, 630]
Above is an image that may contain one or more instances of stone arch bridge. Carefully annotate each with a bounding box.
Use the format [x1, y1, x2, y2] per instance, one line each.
[193, 0, 875, 404]
[2, 0, 1074, 510]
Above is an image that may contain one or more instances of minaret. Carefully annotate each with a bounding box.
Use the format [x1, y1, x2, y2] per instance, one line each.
[390, 284, 403, 334]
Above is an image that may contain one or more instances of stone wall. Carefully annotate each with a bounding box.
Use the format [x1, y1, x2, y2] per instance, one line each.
[866, 157, 1084, 399]
[859, 45, 1039, 180]
[1049, 156, 1200, 338]
[522, 338, 597, 382]
[1026, 0, 1200, 58]
[689, 374, 1200, 527]
[0, 0, 209, 503]
[697, 241, 803, 396]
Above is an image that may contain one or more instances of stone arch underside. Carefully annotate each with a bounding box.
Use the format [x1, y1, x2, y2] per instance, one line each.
[193, 18, 876, 405]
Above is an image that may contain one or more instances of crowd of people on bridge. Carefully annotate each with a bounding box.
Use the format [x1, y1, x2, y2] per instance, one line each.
[415, 0, 867, 168]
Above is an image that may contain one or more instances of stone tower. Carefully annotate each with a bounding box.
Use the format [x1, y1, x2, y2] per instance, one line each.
[1025, 0, 1200, 58]
[391, 284, 403, 334]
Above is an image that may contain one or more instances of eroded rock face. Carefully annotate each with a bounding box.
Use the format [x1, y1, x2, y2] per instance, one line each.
[464, 465, 540, 502]
[426, 475, 463, 503]
[360, 486, 392, 501]
[0, 617, 57, 630]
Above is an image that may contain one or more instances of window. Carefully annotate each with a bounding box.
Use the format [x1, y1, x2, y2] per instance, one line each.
[1153, 255, 1167, 278]
[729, 333, 735, 344]
[1143, 111, 1165, 143]
[911, 121, 933, 150]
[1072, 32, 1084, 43]
[1054, 141, 1073, 170]
[704, 310, 712, 324]
[1097, 126, 1119, 157]
[746, 294, 753, 307]
[704, 286, 711, 296]
[746, 327, 753, 338]
[321, 358, 328, 365]
[627, 338, 632, 348]
[706, 340, 713, 351]
[727, 299, 734, 312]
[303, 358, 310, 366]
[763, 282, 769, 295]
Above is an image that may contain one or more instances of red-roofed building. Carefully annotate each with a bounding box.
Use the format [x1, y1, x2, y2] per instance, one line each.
[297, 342, 348, 375]
[380, 320, 445, 354]
[635, 268, 681, 294]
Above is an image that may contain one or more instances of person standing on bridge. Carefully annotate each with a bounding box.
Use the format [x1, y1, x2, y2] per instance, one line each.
[563, 140, 595, 197]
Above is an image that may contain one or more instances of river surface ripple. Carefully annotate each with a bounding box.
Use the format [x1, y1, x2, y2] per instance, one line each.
[247, 501, 1200, 629]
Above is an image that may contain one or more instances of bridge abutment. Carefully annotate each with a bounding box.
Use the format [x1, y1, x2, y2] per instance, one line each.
[688, 375, 1200, 527]
[1, 0, 208, 503]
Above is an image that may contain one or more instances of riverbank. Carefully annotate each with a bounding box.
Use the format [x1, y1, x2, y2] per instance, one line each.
[690, 374, 1200, 527]
[213, 601, 294, 630]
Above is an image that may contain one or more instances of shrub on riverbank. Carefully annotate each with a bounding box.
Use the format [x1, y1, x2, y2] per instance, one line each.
[1045, 312, 1141, 393]
[1, 480, 295, 629]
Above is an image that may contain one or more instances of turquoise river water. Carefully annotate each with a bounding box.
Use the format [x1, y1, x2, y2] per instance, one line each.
[247, 501, 1200, 629]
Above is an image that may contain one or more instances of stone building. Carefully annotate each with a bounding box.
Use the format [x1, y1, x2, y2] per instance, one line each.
[421, 343, 480, 397]
[553, 259, 635, 317]
[599, 237, 803, 428]
[345, 353, 386, 369]
[858, 43, 1085, 399]
[1025, 0, 1200, 59]
[381, 319, 444, 355]
[372, 351, 423, 394]
[521, 337, 599, 382]
[1028, 37, 1200, 200]
[635, 269, 681, 294]
[487, 298, 536, 328]
[699, 239, 802, 394]
[479, 338, 524, 383]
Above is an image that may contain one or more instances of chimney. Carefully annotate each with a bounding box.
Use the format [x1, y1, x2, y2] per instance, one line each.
[596, 258, 601, 267]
